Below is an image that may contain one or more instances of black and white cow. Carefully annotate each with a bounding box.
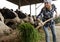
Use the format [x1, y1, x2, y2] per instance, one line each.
[15, 10, 34, 24]
[0, 8, 20, 29]
[0, 12, 4, 23]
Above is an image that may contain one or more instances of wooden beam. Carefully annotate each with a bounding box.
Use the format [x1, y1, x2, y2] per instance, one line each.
[24, 0, 29, 4]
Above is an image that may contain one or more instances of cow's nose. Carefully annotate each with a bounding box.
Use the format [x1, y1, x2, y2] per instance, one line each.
[16, 17, 21, 23]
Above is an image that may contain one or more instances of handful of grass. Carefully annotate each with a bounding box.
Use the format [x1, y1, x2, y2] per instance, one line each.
[17, 23, 40, 42]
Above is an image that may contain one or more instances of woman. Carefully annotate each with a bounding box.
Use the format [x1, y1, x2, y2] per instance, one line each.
[37, 0, 57, 42]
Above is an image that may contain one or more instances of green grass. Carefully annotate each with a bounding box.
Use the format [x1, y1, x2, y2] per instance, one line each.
[55, 17, 60, 24]
[17, 23, 45, 42]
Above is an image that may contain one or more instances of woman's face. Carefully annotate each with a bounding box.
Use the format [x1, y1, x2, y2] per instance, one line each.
[44, 2, 51, 9]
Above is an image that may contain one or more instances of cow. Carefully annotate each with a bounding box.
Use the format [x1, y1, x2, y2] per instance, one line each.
[15, 9, 26, 19]
[15, 9, 34, 24]
[0, 8, 20, 29]
[0, 12, 4, 23]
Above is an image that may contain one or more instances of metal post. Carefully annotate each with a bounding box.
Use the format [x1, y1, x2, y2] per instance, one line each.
[29, 0, 31, 15]
[30, 4, 31, 15]
[35, 4, 37, 16]
[18, 0, 21, 9]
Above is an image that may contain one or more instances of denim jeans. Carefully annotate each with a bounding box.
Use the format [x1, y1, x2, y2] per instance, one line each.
[43, 24, 56, 42]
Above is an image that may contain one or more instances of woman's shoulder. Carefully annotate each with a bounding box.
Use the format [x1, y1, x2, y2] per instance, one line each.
[52, 4, 55, 6]
[52, 4, 56, 8]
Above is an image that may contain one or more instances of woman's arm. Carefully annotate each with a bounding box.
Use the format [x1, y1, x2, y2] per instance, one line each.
[36, 8, 44, 19]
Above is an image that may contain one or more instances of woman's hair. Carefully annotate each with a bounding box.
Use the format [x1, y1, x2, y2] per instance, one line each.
[44, 3, 52, 10]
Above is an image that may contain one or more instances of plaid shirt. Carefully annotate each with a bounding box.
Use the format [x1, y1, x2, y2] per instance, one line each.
[37, 4, 56, 27]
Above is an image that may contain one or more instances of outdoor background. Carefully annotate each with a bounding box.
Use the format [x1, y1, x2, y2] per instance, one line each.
[0, 0, 60, 15]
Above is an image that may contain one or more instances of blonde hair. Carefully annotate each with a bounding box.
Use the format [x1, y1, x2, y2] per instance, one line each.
[44, 4, 52, 10]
